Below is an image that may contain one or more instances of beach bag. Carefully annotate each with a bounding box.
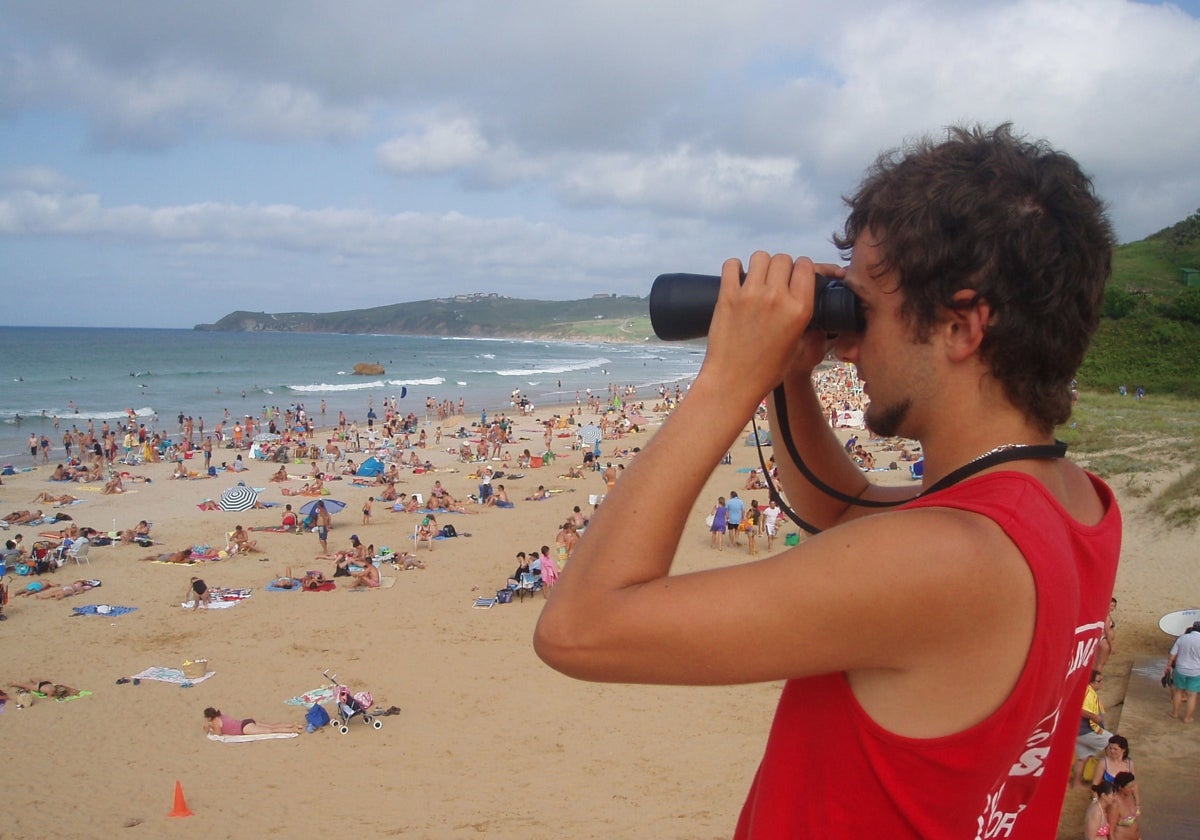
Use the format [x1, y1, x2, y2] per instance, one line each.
[305, 703, 331, 731]
[496, 588, 513, 604]
[182, 659, 208, 678]
[784, 533, 800, 547]
[353, 690, 374, 710]
[439, 524, 457, 538]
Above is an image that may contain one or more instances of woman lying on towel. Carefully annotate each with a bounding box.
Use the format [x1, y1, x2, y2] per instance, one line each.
[204, 707, 303, 736]
[11, 679, 82, 699]
[18, 579, 101, 599]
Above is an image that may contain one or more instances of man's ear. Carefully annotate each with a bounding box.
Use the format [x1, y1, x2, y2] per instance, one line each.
[942, 289, 991, 361]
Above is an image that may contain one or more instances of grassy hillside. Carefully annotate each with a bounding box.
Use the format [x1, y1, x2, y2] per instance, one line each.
[196, 293, 658, 341]
[195, 210, 1200, 391]
[1079, 209, 1200, 396]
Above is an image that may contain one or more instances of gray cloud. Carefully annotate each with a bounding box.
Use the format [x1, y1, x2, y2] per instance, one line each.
[1, 0, 1198, 326]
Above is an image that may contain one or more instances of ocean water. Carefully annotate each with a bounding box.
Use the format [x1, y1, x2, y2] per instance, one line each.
[0, 327, 704, 465]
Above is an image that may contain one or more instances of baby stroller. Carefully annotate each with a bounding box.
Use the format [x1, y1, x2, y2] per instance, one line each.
[323, 670, 382, 734]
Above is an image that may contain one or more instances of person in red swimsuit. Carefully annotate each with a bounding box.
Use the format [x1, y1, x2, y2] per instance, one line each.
[535, 125, 1121, 838]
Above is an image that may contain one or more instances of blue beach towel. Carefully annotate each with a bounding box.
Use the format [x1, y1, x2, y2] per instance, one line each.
[72, 604, 138, 617]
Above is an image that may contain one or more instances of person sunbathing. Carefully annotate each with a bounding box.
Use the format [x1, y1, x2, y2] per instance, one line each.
[395, 552, 425, 570]
[319, 535, 368, 575]
[31, 491, 78, 505]
[119, 520, 151, 543]
[102, 474, 125, 494]
[525, 486, 551, 501]
[197, 499, 220, 510]
[485, 484, 512, 507]
[31, 579, 102, 599]
[225, 525, 259, 554]
[3, 510, 42, 525]
[139, 547, 195, 564]
[11, 679, 82, 700]
[269, 465, 289, 482]
[415, 516, 437, 550]
[204, 707, 303, 736]
[345, 561, 381, 589]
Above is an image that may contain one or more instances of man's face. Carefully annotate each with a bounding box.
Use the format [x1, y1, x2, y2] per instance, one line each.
[834, 236, 936, 440]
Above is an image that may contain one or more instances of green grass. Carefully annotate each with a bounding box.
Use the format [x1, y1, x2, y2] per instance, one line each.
[1060, 391, 1200, 526]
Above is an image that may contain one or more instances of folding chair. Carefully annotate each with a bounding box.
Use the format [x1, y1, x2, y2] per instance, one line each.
[515, 571, 542, 601]
[66, 540, 91, 566]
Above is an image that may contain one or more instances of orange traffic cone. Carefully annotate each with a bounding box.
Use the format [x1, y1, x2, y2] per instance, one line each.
[169, 780, 194, 817]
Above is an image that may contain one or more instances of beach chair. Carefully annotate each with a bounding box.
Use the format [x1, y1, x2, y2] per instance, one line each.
[66, 540, 91, 566]
[514, 571, 541, 601]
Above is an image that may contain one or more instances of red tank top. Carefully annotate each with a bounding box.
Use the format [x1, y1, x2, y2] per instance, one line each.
[734, 471, 1121, 839]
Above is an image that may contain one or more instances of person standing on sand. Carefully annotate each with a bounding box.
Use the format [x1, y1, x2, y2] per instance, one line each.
[313, 500, 331, 554]
[1164, 621, 1200, 723]
[535, 125, 1120, 836]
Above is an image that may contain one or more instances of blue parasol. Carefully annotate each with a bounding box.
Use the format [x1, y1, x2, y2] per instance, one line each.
[299, 498, 347, 515]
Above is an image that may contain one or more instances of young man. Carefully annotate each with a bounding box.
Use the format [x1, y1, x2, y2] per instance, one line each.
[534, 125, 1121, 837]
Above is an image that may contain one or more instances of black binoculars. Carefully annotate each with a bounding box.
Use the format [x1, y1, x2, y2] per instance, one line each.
[648, 272, 864, 342]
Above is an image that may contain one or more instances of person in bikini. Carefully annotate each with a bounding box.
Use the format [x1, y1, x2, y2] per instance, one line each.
[11, 679, 82, 699]
[203, 707, 303, 736]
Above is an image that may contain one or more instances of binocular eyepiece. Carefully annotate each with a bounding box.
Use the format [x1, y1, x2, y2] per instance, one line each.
[648, 272, 864, 341]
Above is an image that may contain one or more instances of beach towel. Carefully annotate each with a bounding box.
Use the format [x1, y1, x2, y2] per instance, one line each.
[130, 666, 216, 686]
[303, 581, 337, 592]
[265, 578, 302, 592]
[207, 732, 298, 742]
[347, 576, 396, 591]
[250, 525, 296, 533]
[71, 604, 138, 617]
[27, 688, 93, 703]
[211, 587, 252, 602]
[285, 686, 338, 706]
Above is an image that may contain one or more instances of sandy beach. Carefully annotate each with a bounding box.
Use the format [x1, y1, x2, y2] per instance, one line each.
[0, 397, 1191, 839]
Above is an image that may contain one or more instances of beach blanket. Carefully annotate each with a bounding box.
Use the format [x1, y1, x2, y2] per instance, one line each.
[207, 732, 298, 743]
[303, 581, 337, 592]
[265, 578, 302, 592]
[285, 685, 338, 707]
[250, 525, 296, 533]
[71, 604, 138, 617]
[130, 666, 215, 686]
[26, 689, 93, 703]
[348, 576, 396, 591]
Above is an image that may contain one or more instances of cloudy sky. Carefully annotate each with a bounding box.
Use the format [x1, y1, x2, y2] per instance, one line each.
[2, 0, 1199, 328]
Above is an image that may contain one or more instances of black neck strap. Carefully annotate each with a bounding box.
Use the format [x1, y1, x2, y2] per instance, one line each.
[755, 383, 1068, 535]
[919, 440, 1068, 497]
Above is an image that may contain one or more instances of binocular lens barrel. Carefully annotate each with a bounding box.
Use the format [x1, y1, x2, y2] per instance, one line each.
[649, 273, 863, 341]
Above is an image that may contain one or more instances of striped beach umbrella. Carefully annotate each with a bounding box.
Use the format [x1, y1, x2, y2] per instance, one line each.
[577, 424, 602, 447]
[218, 484, 259, 512]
